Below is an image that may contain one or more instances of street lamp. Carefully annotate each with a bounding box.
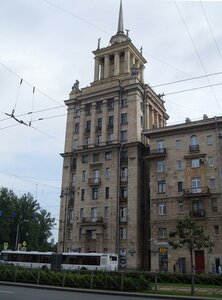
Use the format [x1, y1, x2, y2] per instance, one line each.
[15, 219, 29, 250]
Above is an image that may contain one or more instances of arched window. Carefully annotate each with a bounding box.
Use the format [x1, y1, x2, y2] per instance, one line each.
[190, 135, 199, 152]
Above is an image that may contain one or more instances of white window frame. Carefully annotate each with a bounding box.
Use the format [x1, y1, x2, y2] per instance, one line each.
[208, 157, 214, 167]
[157, 161, 165, 173]
[191, 159, 200, 168]
[105, 167, 111, 179]
[158, 202, 166, 215]
[177, 160, 182, 171]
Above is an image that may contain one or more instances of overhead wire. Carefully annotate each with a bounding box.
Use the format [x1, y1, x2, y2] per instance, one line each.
[174, 1, 222, 113]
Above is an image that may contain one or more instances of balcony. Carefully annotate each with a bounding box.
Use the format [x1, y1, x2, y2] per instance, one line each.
[80, 216, 104, 225]
[120, 216, 127, 223]
[183, 187, 210, 197]
[120, 197, 128, 203]
[88, 178, 101, 186]
[120, 157, 128, 164]
[107, 124, 114, 130]
[96, 126, 102, 132]
[85, 128, 90, 134]
[191, 209, 206, 218]
[189, 144, 200, 153]
[146, 148, 167, 159]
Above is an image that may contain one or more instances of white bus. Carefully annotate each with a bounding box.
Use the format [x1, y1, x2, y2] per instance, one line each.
[0, 250, 118, 271]
[0, 250, 52, 270]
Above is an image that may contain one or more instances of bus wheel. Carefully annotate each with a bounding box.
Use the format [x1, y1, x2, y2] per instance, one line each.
[80, 267, 87, 271]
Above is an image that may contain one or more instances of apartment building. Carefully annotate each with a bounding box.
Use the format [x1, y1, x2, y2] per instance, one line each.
[58, 1, 168, 269]
[145, 115, 222, 274]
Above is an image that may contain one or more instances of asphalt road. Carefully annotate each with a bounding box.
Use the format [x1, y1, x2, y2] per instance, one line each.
[0, 284, 167, 300]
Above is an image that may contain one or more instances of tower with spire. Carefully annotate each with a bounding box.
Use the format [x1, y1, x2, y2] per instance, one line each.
[58, 0, 168, 270]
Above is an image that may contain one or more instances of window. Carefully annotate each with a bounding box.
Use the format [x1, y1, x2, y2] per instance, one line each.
[208, 157, 214, 167]
[105, 151, 112, 160]
[107, 133, 113, 144]
[105, 187, 109, 199]
[72, 173, 76, 186]
[92, 187, 98, 200]
[91, 230, 97, 240]
[176, 139, 181, 149]
[121, 98, 127, 107]
[73, 139, 79, 149]
[74, 104, 80, 117]
[121, 187, 128, 199]
[80, 208, 84, 219]
[93, 153, 100, 162]
[74, 123, 79, 133]
[86, 120, 91, 132]
[81, 189, 85, 201]
[121, 167, 128, 180]
[158, 228, 167, 238]
[79, 228, 83, 239]
[104, 206, 109, 219]
[178, 201, 183, 213]
[93, 169, 100, 182]
[91, 207, 97, 222]
[210, 178, 216, 189]
[141, 116, 143, 127]
[96, 101, 103, 113]
[177, 160, 182, 170]
[120, 150, 128, 162]
[108, 115, 114, 129]
[158, 202, 166, 215]
[211, 198, 217, 212]
[157, 140, 165, 153]
[121, 113, 127, 124]
[120, 227, 127, 239]
[105, 168, 111, 179]
[120, 207, 127, 222]
[192, 177, 201, 192]
[157, 161, 165, 172]
[69, 209, 74, 224]
[207, 135, 213, 145]
[158, 180, 166, 193]
[82, 171, 86, 182]
[85, 103, 91, 115]
[82, 154, 88, 163]
[107, 99, 114, 110]
[178, 181, 183, 192]
[191, 159, 200, 168]
[190, 135, 199, 151]
[85, 136, 90, 145]
[97, 118, 102, 130]
[121, 130, 127, 142]
[96, 134, 101, 145]
[214, 225, 219, 235]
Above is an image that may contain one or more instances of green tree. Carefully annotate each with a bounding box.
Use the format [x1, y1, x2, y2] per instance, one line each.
[168, 216, 214, 295]
[0, 187, 56, 251]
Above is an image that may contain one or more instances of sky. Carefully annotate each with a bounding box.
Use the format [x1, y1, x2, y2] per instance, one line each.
[0, 0, 222, 242]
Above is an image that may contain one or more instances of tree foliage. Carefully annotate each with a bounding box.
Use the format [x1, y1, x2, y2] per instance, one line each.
[0, 187, 56, 251]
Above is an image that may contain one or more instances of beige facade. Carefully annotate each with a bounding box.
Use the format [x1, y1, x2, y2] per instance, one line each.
[145, 116, 222, 274]
[58, 1, 168, 269]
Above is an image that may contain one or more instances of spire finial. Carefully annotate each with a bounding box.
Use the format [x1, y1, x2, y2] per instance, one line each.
[117, 0, 124, 34]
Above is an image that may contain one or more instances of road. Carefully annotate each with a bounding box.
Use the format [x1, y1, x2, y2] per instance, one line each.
[0, 284, 175, 300]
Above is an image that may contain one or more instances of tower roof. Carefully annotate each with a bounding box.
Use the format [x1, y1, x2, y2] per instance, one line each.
[110, 0, 130, 45]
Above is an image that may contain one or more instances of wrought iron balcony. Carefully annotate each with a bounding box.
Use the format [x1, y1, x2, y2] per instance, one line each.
[189, 144, 200, 153]
[88, 178, 101, 185]
[146, 148, 167, 159]
[191, 209, 206, 218]
[183, 187, 210, 197]
[80, 216, 104, 225]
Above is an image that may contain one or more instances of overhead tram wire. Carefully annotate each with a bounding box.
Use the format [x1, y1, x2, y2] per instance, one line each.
[174, 1, 222, 113]
[200, 1, 222, 63]
[165, 82, 222, 96]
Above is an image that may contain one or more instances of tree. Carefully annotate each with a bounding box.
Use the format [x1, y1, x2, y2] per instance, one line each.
[169, 216, 214, 295]
[0, 187, 56, 251]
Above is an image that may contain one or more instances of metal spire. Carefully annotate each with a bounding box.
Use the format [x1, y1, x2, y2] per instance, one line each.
[117, 0, 124, 34]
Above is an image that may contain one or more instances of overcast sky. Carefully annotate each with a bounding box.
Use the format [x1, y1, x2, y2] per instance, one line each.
[1, 0, 222, 242]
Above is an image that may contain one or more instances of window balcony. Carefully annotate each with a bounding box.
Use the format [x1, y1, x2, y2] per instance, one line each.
[191, 209, 206, 218]
[120, 197, 128, 203]
[120, 216, 127, 223]
[146, 148, 167, 159]
[107, 124, 114, 130]
[120, 157, 128, 164]
[80, 216, 104, 225]
[96, 126, 102, 132]
[85, 128, 90, 134]
[88, 178, 101, 185]
[189, 144, 200, 153]
[183, 187, 210, 197]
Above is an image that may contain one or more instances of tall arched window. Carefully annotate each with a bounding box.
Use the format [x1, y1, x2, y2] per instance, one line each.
[190, 135, 199, 152]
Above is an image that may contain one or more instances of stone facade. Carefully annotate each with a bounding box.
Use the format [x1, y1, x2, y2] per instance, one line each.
[58, 1, 168, 270]
[145, 116, 222, 274]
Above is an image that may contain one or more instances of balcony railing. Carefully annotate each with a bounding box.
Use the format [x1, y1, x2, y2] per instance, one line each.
[120, 197, 128, 203]
[183, 187, 210, 197]
[147, 148, 167, 159]
[88, 178, 101, 185]
[191, 209, 206, 218]
[80, 216, 104, 224]
[107, 124, 114, 130]
[96, 126, 102, 132]
[189, 144, 200, 153]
